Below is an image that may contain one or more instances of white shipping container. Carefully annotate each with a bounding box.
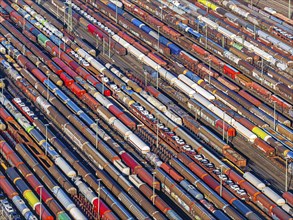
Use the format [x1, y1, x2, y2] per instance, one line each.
[262, 187, 285, 206]
[93, 93, 112, 107]
[113, 119, 132, 137]
[128, 133, 150, 154]
[193, 93, 213, 109]
[243, 172, 266, 190]
[55, 157, 77, 177]
[164, 110, 182, 125]
[146, 96, 167, 112]
[174, 79, 195, 97]
[232, 121, 257, 142]
[90, 59, 106, 72]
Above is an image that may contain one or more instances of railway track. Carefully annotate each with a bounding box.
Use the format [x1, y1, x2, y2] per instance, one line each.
[0, 0, 292, 219]
[247, 0, 293, 18]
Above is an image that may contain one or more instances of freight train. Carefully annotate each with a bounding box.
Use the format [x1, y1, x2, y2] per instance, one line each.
[76, 0, 293, 161]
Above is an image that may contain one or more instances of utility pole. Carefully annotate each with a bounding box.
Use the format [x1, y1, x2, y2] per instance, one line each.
[285, 158, 288, 192]
[46, 74, 50, 101]
[152, 170, 156, 205]
[108, 35, 111, 58]
[208, 59, 211, 84]
[68, 0, 73, 32]
[45, 123, 49, 156]
[223, 112, 225, 141]
[289, 0, 291, 19]
[115, 1, 118, 23]
[103, 38, 105, 55]
[39, 186, 42, 220]
[145, 72, 147, 89]
[97, 179, 101, 219]
[95, 119, 99, 148]
[220, 165, 223, 197]
[157, 26, 160, 52]
[273, 101, 276, 130]
[205, 27, 208, 49]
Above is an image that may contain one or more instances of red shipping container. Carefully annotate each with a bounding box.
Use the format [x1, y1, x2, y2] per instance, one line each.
[251, 82, 271, 97]
[271, 95, 291, 109]
[215, 120, 236, 137]
[17, 55, 28, 67]
[136, 168, 160, 190]
[283, 192, 293, 206]
[60, 72, 74, 86]
[238, 90, 262, 107]
[192, 44, 209, 57]
[0, 178, 18, 199]
[34, 204, 54, 220]
[31, 68, 47, 83]
[119, 114, 136, 129]
[120, 152, 141, 171]
[271, 206, 291, 220]
[146, 86, 161, 98]
[160, 163, 184, 182]
[63, 66, 78, 78]
[133, 42, 149, 54]
[87, 24, 103, 39]
[69, 83, 86, 98]
[48, 61, 63, 75]
[108, 105, 123, 117]
[92, 198, 111, 216]
[147, 16, 164, 27]
[133, 6, 147, 17]
[148, 53, 167, 66]
[254, 138, 275, 156]
[68, 60, 79, 71]
[118, 31, 135, 44]
[223, 65, 240, 79]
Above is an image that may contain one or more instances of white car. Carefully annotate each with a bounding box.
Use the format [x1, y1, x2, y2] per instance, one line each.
[237, 189, 246, 196]
[230, 184, 240, 191]
[27, 111, 35, 117]
[194, 154, 204, 161]
[218, 174, 228, 181]
[13, 98, 21, 103]
[183, 145, 194, 153]
[102, 77, 109, 83]
[213, 169, 221, 175]
[200, 159, 209, 164]
[226, 180, 234, 186]
[82, 62, 89, 67]
[147, 114, 154, 119]
[172, 136, 180, 141]
[205, 163, 214, 168]
[141, 110, 149, 115]
[157, 123, 164, 129]
[18, 102, 25, 107]
[22, 107, 30, 112]
[137, 106, 144, 111]
[177, 139, 185, 144]
[110, 84, 118, 90]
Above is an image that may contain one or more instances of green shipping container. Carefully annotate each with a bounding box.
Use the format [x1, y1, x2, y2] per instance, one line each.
[37, 34, 49, 46]
[57, 212, 71, 220]
[252, 127, 269, 140]
[233, 43, 243, 50]
[23, 190, 39, 208]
